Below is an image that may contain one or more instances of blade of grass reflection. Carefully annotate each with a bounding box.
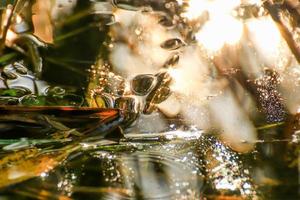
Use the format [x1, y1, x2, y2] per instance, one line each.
[13, 0, 31, 15]
[0, 138, 72, 146]
[256, 122, 285, 131]
[10, 189, 48, 200]
[55, 9, 91, 28]
[72, 186, 131, 196]
[47, 58, 94, 65]
[12, 185, 129, 199]
[0, 141, 127, 189]
[54, 24, 98, 43]
[12, 187, 72, 200]
[0, 52, 18, 64]
[55, 2, 113, 28]
[44, 57, 85, 75]
[0, 106, 123, 188]
[43, 115, 82, 137]
[264, 0, 300, 63]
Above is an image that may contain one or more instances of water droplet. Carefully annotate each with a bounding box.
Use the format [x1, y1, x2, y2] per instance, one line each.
[46, 86, 66, 96]
[163, 53, 180, 67]
[104, 14, 117, 26]
[134, 27, 143, 36]
[158, 15, 175, 28]
[131, 74, 156, 96]
[115, 96, 140, 126]
[143, 72, 172, 113]
[160, 38, 185, 50]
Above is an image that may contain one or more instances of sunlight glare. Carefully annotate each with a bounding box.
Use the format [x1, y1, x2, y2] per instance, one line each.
[196, 15, 243, 51]
[183, 0, 243, 51]
[246, 17, 282, 64]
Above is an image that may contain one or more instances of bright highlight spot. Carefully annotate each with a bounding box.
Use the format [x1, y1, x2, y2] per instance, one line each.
[246, 17, 282, 58]
[182, 0, 240, 20]
[182, 0, 243, 51]
[196, 16, 243, 51]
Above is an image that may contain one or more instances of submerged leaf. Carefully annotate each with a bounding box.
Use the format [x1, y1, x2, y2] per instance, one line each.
[0, 145, 79, 188]
[0, 106, 123, 139]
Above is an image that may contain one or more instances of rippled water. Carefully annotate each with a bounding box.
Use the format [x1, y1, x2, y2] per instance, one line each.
[0, 126, 298, 199]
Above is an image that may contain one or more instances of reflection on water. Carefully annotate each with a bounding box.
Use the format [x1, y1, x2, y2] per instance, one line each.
[0, 0, 299, 199]
[0, 126, 298, 199]
[1, 126, 297, 199]
[0, 128, 258, 199]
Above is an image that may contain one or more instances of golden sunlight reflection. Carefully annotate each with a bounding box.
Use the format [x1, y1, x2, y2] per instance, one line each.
[168, 68, 181, 91]
[182, 0, 243, 51]
[196, 15, 243, 51]
[109, 0, 297, 154]
[166, 47, 211, 99]
[6, 29, 17, 44]
[242, 0, 262, 5]
[246, 16, 283, 66]
[182, 0, 240, 20]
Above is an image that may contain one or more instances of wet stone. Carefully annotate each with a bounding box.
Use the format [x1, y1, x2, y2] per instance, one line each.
[14, 63, 28, 75]
[2, 70, 18, 80]
[2, 63, 42, 95]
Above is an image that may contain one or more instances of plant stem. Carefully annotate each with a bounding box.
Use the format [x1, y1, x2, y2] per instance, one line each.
[264, 0, 300, 64]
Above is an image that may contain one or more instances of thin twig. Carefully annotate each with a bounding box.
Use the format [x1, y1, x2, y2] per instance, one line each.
[264, 0, 300, 64]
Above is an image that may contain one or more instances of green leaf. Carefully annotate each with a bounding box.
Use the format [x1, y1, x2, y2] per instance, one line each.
[0, 89, 17, 97]
[0, 52, 18, 64]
